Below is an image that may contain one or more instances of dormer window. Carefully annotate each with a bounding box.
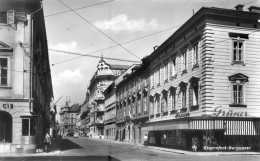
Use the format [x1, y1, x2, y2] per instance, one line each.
[228, 73, 248, 107]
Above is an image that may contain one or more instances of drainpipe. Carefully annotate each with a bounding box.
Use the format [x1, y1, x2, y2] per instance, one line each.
[29, 14, 34, 114]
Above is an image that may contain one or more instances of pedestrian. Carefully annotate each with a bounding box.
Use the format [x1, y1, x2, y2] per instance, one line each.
[44, 133, 51, 152]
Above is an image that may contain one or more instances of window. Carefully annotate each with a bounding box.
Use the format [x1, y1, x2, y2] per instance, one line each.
[193, 43, 199, 66]
[232, 39, 244, 62]
[157, 69, 160, 85]
[233, 84, 243, 104]
[228, 73, 248, 107]
[22, 119, 29, 136]
[160, 65, 164, 84]
[22, 118, 36, 136]
[182, 51, 187, 73]
[0, 12, 7, 23]
[165, 63, 168, 81]
[182, 90, 186, 109]
[161, 92, 167, 113]
[189, 77, 199, 111]
[170, 89, 176, 110]
[0, 58, 8, 86]
[150, 96, 154, 115]
[169, 58, 176, 78]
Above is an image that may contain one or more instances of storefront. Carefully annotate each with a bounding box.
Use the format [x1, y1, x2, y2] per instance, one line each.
[145, 117, 260, 151]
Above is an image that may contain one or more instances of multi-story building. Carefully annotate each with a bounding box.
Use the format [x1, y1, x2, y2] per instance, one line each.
[82, 57, 129, 138]
[59, 103, 80, 136]
[0, 0, 53, 153]
[141, 5, 260, 151]
[115, 64, 149, 144]
[103, 83, 117, 140]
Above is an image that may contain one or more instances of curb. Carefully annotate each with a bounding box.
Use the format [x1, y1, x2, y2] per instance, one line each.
[88, 138, 260, 156]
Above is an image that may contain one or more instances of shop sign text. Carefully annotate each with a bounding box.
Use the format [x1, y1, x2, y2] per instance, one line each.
[1, 103, 14, 110]
[214, 107, 247, 117]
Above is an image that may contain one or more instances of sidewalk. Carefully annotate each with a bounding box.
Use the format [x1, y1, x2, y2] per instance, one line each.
[90, 137, 260, 156]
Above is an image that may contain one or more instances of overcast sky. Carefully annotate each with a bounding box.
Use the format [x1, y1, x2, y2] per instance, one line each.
[42, 0, 260, 108]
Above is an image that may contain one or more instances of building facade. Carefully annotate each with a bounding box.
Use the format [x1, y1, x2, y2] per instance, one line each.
[0, 0, 53, 153]
[142, 5, 260, 151]
[59, 103, 80, 136]
[103, 83, 117, 140]
[81, 58, 129, 139]
[115, 64, 149, 144]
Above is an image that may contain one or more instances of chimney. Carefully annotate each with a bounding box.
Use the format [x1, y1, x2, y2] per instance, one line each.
[235, 4, 244, 11]
[153, 45, 158, 51]
[248, 6, 260, 13]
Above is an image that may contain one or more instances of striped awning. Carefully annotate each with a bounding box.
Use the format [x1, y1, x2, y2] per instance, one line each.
[189, 120, 225, 130]
[189, 119, 260, 136]
[224, 120, 260, 136]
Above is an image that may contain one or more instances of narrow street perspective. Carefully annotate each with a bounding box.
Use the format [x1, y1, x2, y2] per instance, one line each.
[1, 0, 260, 161]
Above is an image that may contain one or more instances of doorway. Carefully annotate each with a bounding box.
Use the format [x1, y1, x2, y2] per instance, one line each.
[0, 111, 12, 143]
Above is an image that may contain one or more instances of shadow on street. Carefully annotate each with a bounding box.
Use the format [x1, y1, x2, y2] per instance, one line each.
[51, 138, 83, 151]
[0, 156, 121, 161]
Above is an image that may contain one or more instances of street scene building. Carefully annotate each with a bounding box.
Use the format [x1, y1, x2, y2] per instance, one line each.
[143, 5, 260, 151]
[59, 102, 80, 137]
[0, 0, 53, 153]
[80, 57, 129, 139]
[79, 5, 260, 152]
[114, 64, 149, 144]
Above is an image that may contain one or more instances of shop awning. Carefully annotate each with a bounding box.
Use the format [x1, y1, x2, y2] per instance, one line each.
[225, 120, 260, 136]
[189, 119, 260, 136]
[189, 119, 225, 130]
[145, 120, 189, 131]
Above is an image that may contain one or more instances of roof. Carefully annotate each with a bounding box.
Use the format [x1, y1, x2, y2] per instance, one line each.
[142, 6, 260, 65]
[0, 0, 41, 12]
[109, 64, 130, 70]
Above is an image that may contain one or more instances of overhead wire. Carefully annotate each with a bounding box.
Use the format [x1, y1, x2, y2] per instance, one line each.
[45, 0, 115, 18]
[50, 24, 180, 66]
[50, 49, 141, 65]
[57, 0, 141, 60]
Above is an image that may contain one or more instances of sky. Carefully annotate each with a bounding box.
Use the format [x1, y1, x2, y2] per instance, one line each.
[42, 0, 260, 109]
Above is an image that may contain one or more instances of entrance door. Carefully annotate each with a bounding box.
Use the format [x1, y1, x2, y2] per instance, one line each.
[0, 111, 12, 143]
